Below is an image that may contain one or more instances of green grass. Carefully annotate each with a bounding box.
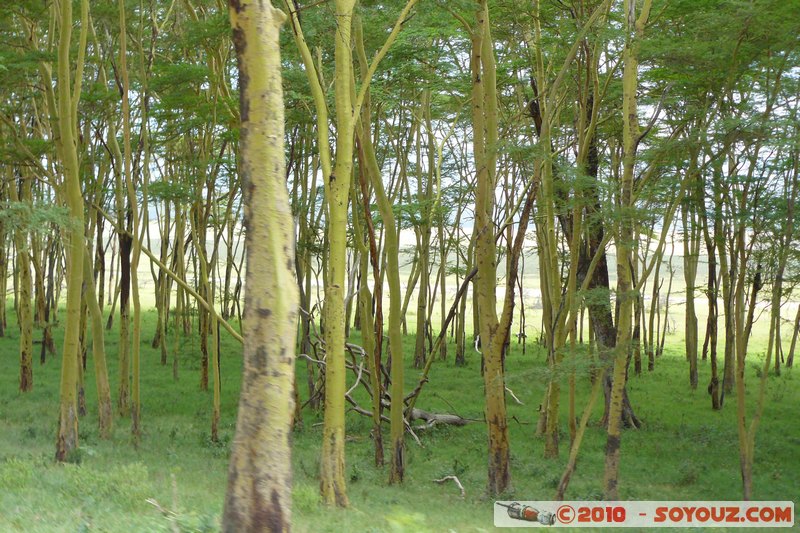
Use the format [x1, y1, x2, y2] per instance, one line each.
[0, 304, 798, 532]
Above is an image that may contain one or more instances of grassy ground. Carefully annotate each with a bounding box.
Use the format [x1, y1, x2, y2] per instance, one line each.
[0, 304, 798, 532]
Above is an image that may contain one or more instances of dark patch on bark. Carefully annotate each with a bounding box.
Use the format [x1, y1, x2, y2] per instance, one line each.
[242, 177, 254, 233]
[605, 433, 621, 456]
[249, 474, 275, 531]
[390, 438, 405, 483]
[55, 405, 77, 462]
[266, 489, 286, 533]
[231, 26, 249, 122]
[119, 233, 132, 310]
[321, 432, 349, 506]
[254, 346, 268, 370]
[487, 414, 510, 495]
[78, 385, 87, 417]
[488, 445, 510, 495]
[258, 308, 272, 318]
[222, 466, 243, 531]
[20, 360, 32, 392]
[708, 376, 721, 410]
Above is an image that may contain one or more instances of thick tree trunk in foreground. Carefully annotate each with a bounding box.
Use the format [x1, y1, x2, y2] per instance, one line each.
[223, 3, 296, 531]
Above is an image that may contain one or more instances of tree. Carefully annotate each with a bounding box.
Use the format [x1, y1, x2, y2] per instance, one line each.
[470, 0, 511, 495]
[603, 0, 651, 500]
[54, 0, 89, 463]
[284, 0, 417, 502]
[222, 1, 297, 531]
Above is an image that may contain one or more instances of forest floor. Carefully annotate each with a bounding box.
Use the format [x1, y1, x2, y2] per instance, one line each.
[0, 307, 798, 532]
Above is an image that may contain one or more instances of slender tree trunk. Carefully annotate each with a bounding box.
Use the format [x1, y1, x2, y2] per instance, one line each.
[41, 236, 58, 362]
[632, 244, 642, 376]
[413, 93, 434, 369]
[9, 170, 33, 392]
[353, 24, 389, 468]
[706, 239, 721, 409]
[682, 167, 701, 389]
[786, 304, 800, 368]
[352, 29, 405, 479]
[647, 256, 661, 370]
[83, 247, 113, 438]
[603, 0, 651, 499]
[317, 0, 357, 506]
[0, 177, 6, 338]
[55, 0, 89, 462]
[472, 1, 510, 495]
[455, 234, 475, 367]
[119, 0, 144, 439]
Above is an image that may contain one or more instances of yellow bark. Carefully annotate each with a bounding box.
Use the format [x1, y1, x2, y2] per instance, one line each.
[317, 0, 357, 506]
[602, 0, 651, 499]
[472, 0, 511, 496]
[83, 247, 113, 438]
[353, 19, 405, 482]
[284, 0, 416, 500]
[8, 169, 33, 392]
[55, 0, 89, 462]
[222, 2, 296, 530]
[118, 0, 143, 439]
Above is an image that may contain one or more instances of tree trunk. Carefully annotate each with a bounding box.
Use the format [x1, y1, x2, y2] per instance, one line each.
[318, 0, 357, 506]
[472, 1, 511, 495]
[786, 304, 800, 368]
[83, 247, 113, 438]
[55, 0, 88, 462]
[9, 170, 33, 392]
[222, 4, 295, 530]
[682, 180, 701, 390]
[603, 0, 651, 500]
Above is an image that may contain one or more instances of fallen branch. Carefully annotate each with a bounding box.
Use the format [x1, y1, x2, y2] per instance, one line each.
[510, 415, 530, 425]
[345, 355, 366, 397]
[406, 422, 423, 447]
[300, 329, 474, 437]
[410, 408, 476, 427]
[348, 401, 423, 447]
[505, 386, 524, 405]
[434, 475, 465, 499]
[347, 402, 390, 424]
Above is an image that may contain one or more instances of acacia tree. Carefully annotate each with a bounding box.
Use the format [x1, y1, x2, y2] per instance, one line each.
[352, 23, 406, 482]
[8, 171, 33, 392]
[284, 0, 417, 502]
[54, 0, 89, 462]
[469, 0, 513, 495]
[603, 0, 651, 500]
[222, 1, 297, 531]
